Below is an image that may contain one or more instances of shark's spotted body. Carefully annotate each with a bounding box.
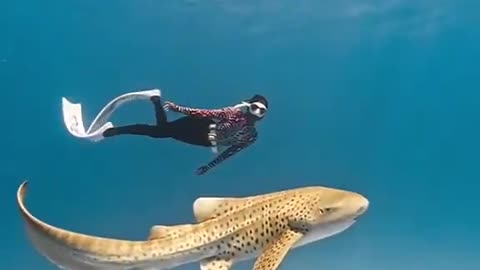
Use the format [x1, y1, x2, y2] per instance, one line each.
[17, 181, 369, 270]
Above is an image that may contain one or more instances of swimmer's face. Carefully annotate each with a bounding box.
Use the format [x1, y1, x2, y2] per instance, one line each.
[248, 102, 267, 118]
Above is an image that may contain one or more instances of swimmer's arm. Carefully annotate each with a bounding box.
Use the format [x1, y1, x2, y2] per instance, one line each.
[196, 132, 257, 175]
[170, 103, 237, 119]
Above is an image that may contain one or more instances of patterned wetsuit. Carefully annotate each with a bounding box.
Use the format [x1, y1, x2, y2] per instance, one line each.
[170, 104, 258, 174]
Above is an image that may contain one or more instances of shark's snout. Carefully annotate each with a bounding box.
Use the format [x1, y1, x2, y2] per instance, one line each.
[354, 195, 369, 216]
[356, 205, 367, 215]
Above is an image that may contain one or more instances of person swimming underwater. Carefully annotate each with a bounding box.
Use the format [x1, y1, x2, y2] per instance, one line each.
[102, 94, 269, 175]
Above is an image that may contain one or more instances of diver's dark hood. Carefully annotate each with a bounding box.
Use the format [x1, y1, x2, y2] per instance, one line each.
[245, 94, 269, 109]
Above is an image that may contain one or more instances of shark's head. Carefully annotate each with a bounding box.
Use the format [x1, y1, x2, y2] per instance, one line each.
[288, 187, 369, 247]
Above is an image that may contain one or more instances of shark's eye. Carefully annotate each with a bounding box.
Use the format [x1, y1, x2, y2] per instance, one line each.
[319, 208, 332, 214]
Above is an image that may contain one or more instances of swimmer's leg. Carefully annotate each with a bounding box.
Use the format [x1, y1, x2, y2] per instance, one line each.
[102, 96, 171, 138]
[151, 96, 167, 126]
[103, 124, 170, 138]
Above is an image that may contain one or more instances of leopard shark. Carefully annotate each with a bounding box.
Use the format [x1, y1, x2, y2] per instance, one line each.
[17, 180, 369, 270]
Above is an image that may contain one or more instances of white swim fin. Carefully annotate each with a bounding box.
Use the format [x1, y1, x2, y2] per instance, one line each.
[61, 89, 161, 142]
[86, 89, 161, 134]
[61, 97, 114, 141]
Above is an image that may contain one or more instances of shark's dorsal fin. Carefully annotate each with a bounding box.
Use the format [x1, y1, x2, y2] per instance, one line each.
[147, 224, 193, 240]
[192, 190, 298, 223]
[192, 191, 294, 223]
[193, 197, 245, 222]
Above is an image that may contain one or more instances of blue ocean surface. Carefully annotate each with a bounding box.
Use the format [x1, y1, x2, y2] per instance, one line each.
[2, 1, 480, 269]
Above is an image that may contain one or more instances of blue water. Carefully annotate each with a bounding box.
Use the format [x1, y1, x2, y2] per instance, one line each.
[3, 1, 480, 269]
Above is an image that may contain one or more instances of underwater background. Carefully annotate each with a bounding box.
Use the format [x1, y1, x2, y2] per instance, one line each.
[2, 0, 480, 269]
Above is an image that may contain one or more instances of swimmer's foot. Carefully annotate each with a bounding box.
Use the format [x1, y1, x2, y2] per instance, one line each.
[144, 89, 161, 98]
[150, 95, 161, 103]
[102, 128, 117, 137]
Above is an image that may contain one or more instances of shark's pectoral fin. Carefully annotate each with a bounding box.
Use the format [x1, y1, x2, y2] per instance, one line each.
[200, 257, 233, 270]
[253, 229, 304, 270]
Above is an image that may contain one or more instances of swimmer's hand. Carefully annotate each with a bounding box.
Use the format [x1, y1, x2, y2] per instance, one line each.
[196, 165, 209, 175]
[163, 101, 177, 111]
